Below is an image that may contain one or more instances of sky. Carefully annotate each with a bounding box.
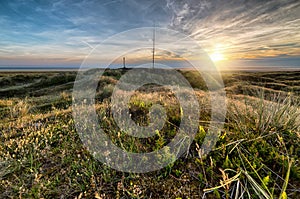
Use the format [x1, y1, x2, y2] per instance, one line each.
[0, 0, 299, 70]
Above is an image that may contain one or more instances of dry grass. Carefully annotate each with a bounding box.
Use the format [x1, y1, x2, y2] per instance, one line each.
[0, 70, 299, 198]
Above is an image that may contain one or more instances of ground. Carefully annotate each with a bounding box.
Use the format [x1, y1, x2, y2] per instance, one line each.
[0, 69, 299, 198]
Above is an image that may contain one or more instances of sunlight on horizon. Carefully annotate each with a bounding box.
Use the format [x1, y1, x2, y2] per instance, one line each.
[209, 51, 226, 62]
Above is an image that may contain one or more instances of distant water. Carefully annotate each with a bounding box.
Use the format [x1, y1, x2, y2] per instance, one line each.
[0, 66, 80, 71]
[1, 65, 299, 72]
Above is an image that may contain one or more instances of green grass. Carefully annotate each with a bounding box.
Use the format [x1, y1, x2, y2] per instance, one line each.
[0, 70, 299, 198]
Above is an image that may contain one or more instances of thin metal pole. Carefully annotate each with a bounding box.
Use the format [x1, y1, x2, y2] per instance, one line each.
[152, 22, 155, 69]
[123, 57, 125, 69]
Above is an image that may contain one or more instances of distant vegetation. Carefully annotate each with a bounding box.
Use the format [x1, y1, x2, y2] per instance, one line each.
[0, 69, 299, 198]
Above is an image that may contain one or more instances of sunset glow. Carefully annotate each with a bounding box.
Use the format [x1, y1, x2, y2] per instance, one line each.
[209, 51, 226, 62]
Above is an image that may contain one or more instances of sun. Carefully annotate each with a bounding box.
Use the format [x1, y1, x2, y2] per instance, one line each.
[209, 51, 225, 62]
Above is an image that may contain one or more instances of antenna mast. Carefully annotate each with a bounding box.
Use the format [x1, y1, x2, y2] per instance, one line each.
[123, 57, 126, 69]
[152, 22, 155, 69]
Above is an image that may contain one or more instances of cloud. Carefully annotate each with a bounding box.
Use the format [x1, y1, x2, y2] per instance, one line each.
[166, 0, 300, 61]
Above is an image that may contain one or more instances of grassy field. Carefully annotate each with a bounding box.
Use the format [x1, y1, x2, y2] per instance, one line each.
[0, 69, 299, 198]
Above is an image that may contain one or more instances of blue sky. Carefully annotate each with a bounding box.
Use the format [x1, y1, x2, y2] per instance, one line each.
[0, 0, 299, 70]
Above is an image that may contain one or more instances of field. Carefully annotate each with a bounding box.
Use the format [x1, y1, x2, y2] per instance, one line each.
[0, 69, 299, 198]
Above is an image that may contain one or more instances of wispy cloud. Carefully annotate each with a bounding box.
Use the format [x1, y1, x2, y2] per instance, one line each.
[167, 0, 300, 60]
[0, 0, 299, 68]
